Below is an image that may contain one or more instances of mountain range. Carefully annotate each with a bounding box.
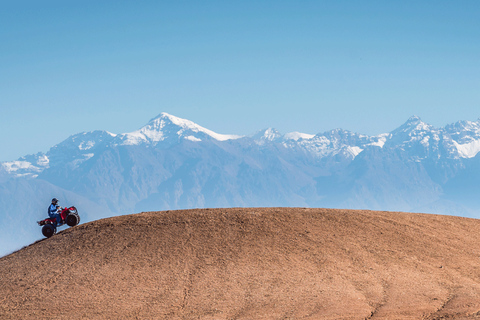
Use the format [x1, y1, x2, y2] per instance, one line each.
[1, 112, 480, 256]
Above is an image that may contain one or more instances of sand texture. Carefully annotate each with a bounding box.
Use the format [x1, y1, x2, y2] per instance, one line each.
[2, 208, 480, 319]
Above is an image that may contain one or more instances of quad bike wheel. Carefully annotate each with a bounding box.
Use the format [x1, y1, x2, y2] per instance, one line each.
[66, 212, 80, 227]
[42, 224, 56, 238]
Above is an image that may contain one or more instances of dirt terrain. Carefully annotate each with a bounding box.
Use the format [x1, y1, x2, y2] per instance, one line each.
[2, 208, 480, 319]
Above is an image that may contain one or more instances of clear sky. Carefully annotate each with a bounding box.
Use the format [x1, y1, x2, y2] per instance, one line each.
[1, 0, 479, 161]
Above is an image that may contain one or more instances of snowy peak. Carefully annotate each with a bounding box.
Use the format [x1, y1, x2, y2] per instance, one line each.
[254, 128, 315, 143]
[284, 132, 315, 141]
[384, 116, 480, 160]
[445, 119, 480, 159]
[1, 152, 49, 178]
[53, 130, 116, 152]
[386, 116, 437, 151]
[392, 115, 433, 135]
[321, 128, 364, 144]
[445, 119, 480, 143]
[143, 112, 199, 136]
[119, 112, 242, 145]
[1, 130, 117, 177]
[253, 128, 283, 144]
[407, 115, 422, 123]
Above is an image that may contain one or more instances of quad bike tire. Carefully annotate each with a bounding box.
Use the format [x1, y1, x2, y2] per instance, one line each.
[42, 224, 56, 238]
[66, 211, 80, 227]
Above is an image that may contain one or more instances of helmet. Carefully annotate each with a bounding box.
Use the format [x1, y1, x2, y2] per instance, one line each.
[52, 198, 59, 205]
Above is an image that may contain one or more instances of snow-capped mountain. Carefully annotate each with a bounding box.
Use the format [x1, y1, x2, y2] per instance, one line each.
[445, 120, 480, 158]
[283, 128, 389, 160]
[117, 112, 243, 146]
[2, 113, 480, 256]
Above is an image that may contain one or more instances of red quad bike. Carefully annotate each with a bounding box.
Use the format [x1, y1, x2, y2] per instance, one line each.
[37, 206, 80, 238]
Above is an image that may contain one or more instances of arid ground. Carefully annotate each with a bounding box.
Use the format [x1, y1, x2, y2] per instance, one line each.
[2, 208, 480, 319]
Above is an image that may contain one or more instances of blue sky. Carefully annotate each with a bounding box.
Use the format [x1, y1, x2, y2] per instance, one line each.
[1, 0, 479, 161]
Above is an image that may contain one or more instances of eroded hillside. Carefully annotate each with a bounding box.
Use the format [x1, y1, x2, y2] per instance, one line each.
[2, 208, 480, 319]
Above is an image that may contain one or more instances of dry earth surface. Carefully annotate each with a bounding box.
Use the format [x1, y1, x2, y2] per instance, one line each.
[2, 208, 480, 319]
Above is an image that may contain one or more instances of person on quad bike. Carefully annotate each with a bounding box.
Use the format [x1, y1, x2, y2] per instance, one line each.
[48, 198, 64, 227]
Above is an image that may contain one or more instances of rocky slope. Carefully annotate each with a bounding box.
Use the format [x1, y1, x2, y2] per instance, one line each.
[2, 208, 480, 319]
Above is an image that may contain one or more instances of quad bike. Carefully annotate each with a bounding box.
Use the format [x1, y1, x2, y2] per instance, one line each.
[37, 206, 80, 238]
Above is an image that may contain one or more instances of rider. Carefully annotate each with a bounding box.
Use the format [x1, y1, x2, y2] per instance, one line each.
[48, 198, 63, 227]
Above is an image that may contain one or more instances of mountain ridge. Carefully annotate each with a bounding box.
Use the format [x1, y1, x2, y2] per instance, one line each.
[5, 114, 480, 175]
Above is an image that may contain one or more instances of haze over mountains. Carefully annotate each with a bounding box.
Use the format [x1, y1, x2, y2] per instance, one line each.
[1, 112, 480, 256]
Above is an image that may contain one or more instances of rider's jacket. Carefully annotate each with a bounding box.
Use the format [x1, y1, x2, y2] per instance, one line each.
[48, 203, 59, 216]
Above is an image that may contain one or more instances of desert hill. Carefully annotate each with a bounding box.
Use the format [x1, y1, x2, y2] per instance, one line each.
[2, 208, 480, 319]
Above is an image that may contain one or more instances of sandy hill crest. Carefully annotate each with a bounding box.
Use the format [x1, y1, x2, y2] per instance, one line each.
[2, 208, 480, 319]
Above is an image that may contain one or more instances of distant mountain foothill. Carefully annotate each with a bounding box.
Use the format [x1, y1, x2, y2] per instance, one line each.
[1, 112, 480, 256]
